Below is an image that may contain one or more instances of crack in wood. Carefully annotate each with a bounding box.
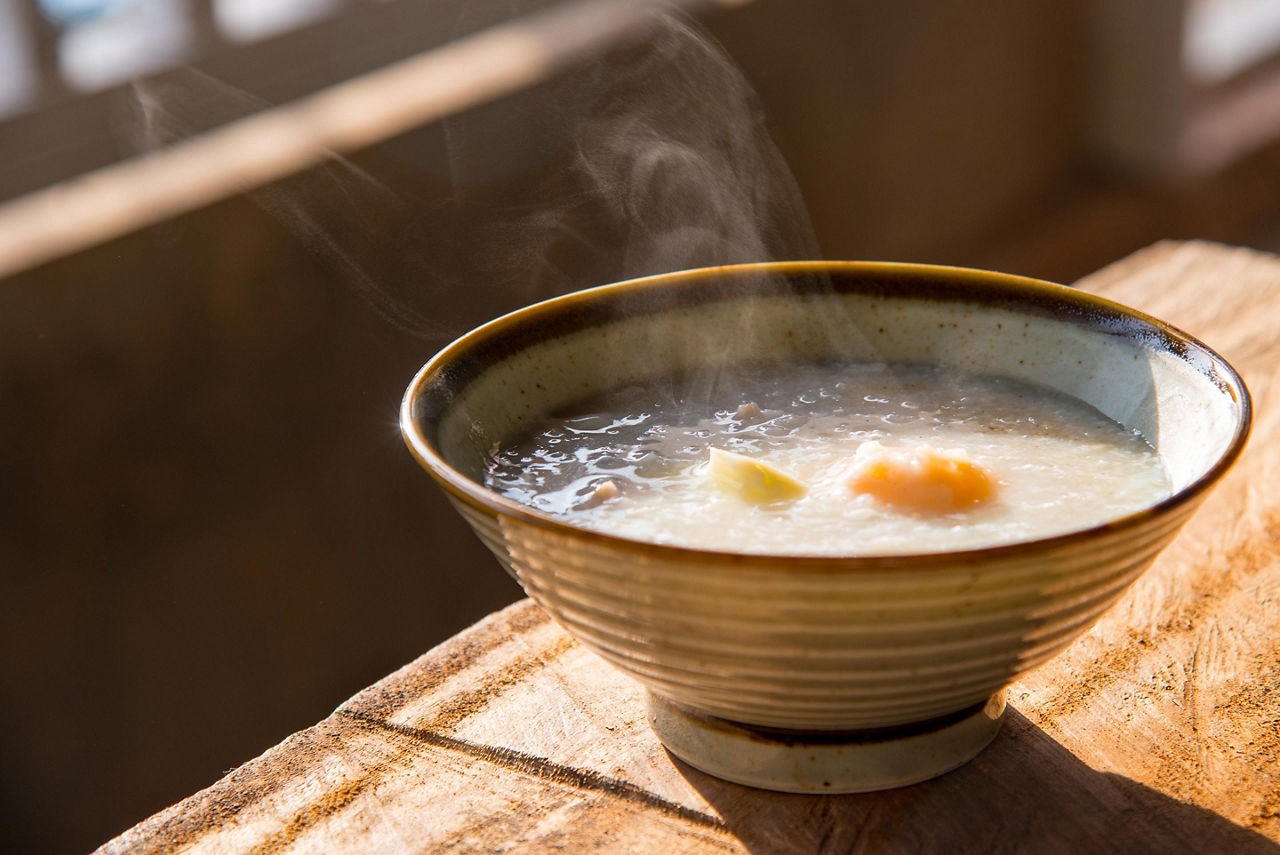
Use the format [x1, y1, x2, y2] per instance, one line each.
[341, 709, 729, 834]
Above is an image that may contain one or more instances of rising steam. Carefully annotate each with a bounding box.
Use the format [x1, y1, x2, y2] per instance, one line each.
[572, 13, 819, 278]
[129, 4, 818, 339]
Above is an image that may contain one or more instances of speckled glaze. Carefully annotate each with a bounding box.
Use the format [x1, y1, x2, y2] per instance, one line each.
[401, 262, 1250, 791]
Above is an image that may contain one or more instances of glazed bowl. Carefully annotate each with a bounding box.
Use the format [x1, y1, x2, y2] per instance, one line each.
[400, 262, 1250, 792]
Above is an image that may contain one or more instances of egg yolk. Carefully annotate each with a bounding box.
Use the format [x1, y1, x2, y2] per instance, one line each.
[847, 442, 995, 513]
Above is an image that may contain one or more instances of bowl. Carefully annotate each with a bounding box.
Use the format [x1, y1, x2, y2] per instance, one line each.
[400, 262, 1250, 792]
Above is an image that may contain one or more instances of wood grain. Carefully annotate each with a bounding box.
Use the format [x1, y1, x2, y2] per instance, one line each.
[98, 241, 1280, 854]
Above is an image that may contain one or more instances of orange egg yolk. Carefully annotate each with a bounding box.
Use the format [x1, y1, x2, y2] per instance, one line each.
[847, 442, 995, 513]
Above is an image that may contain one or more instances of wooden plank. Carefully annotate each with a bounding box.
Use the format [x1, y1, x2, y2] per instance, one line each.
[98, 241, 1280, 854]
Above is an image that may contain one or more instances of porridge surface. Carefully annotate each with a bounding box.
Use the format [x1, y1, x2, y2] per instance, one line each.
[484, 363, 1170, 555]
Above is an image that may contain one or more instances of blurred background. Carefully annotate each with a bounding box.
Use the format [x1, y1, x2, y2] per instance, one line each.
[2, 0, 1280, 851]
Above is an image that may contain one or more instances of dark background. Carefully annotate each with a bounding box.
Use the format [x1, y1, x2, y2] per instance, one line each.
[3, 1, 1280, 851]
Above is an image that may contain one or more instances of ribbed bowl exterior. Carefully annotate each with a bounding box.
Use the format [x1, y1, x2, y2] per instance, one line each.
[451, 493, 1198, 730]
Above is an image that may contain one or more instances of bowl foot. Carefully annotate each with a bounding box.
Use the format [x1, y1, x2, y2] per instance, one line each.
[646, 690, 1007, 794]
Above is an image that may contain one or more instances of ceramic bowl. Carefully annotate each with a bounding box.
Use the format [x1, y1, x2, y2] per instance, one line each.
[400, 262, 1250, 792]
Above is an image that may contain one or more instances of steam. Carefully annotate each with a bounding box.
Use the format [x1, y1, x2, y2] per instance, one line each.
[128, 4, 818, 339]
[129, 70, 431, 334]
[432, 6, 818, 294]
[572, 13, 818, 278]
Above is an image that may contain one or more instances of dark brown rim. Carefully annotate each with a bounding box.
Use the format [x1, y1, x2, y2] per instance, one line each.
[400, 261, 1252, 571]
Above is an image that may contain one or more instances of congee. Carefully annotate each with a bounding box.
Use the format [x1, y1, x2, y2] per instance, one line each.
[484, 362, 1170, 555]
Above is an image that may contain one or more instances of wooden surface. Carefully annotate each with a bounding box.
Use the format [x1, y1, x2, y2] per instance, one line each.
[99, 241, 1280, 854]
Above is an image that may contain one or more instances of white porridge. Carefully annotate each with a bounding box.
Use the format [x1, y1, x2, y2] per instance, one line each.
[484, 363, 1170, 555]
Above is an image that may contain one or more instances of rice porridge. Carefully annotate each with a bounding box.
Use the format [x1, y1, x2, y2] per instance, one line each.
[484, 363, 1170, 555]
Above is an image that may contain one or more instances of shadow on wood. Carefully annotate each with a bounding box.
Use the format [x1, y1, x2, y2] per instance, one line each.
[674, 708, 1279, 854]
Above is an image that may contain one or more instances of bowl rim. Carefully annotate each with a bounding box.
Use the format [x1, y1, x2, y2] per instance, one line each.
[400, 260, 1252, 569]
